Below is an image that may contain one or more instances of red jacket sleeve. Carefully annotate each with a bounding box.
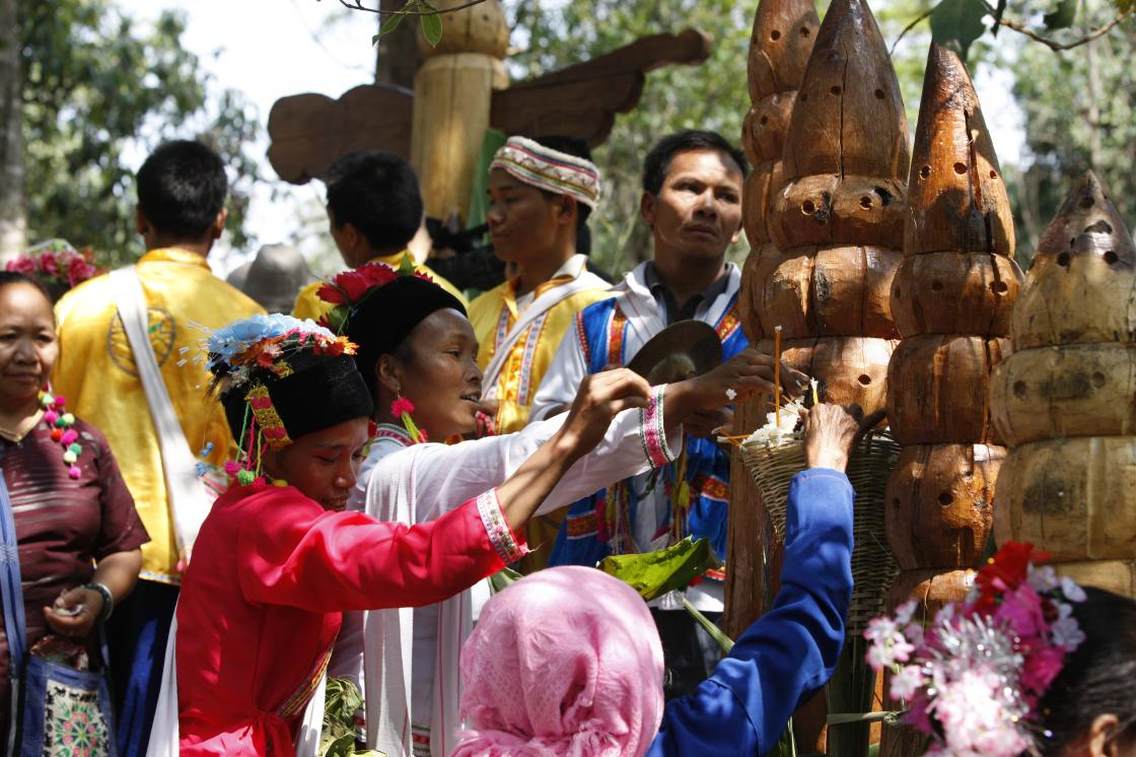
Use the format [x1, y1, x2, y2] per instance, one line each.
[237, 488, 524, 612]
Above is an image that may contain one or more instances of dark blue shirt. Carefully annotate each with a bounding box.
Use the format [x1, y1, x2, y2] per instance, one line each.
[646, 468, 854, 756]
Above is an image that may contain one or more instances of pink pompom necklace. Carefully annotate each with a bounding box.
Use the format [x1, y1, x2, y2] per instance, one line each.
[39, 391, 83, 479]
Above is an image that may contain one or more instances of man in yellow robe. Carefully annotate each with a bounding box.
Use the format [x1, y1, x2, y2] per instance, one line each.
[468, 136, 613, 569]
[53, 140, 264, 754]
[292, 151, 467, 321]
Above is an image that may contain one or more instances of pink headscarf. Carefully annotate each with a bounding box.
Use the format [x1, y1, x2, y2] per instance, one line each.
[454, 566, 665, 757]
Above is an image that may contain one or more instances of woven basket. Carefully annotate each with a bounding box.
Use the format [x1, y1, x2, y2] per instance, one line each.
[738, 429, 901, 634]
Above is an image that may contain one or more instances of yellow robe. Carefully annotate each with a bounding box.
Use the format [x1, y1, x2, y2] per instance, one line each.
[53, 248, 265, 583]
[291, 251, 468, 322]
[468, 256, 612, 571]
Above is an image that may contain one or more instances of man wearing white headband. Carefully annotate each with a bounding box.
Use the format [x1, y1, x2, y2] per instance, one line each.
[468, 135, 614, 571]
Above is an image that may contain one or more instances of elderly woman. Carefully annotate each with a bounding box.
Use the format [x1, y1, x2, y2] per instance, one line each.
[318, 263, 802, 756]
[454, 404, 860, 756]
[0, 272, 147, 747]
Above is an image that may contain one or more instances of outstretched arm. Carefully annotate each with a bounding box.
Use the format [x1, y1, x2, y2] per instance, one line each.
[648, 405, 859, 756]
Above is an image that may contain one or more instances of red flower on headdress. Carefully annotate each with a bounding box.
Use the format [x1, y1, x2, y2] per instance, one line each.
[319, 263, 400, 307]
[975, 541, 1047, 610]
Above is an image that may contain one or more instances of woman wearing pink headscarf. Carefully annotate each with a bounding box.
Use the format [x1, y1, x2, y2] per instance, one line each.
[456, 404, 860, 756]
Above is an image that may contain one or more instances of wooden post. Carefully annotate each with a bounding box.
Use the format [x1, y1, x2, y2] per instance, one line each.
[728, 0, 819, 644]
[409, 0, 508, 222]
[991, 170, 1136, 598]
[880, 43, 1023, 755]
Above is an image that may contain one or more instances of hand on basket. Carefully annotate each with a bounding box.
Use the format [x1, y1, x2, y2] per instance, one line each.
[802, 403, 861, 473]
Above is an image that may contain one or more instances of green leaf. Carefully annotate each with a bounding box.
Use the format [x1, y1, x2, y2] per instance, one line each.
[1043, 0, 1077, 29]
[420, 11, 443, 47]
[599, 537, 719, 602]
[929, 0, 988, 61]
[488, 566, 523, 593]
[682, 596, 735, 653]
[376, 9, 406, 43]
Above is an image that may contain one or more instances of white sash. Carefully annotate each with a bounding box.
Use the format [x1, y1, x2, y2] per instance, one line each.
[109, 267, 213, 564]
[481, 268, 610, 394]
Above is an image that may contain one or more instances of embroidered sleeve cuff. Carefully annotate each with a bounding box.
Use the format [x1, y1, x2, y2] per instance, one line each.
[476, 489, 528, 564]
[639, 386, 677, 468]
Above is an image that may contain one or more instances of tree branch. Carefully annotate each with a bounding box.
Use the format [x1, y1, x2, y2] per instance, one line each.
[980, 2, 1131, 51]
[333, 0, 488, 16]
[890, 6, 936, 56]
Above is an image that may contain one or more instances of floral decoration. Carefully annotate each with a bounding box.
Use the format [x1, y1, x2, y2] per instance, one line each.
[390, 396, 427, 444]
[6, 239, 99, 295]
[204, 314, 355, 390]
[316, 261, 435, 333]
[865, 541, 1087, 756]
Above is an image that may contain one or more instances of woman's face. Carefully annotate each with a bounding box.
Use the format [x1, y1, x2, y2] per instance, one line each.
[0, 282, 58, 408]
[387, 309, 482, 440]
[262, 417, 370, 511]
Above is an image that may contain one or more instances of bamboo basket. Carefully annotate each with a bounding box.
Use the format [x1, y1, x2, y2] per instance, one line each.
[739, 428, 901, 633]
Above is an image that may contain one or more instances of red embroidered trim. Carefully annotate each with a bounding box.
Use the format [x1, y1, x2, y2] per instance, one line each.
[476, 489, 526, 564]
[606, 306, 627, 368]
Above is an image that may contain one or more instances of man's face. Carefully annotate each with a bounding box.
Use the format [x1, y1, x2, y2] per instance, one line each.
[485, 169, 564, 265]
[642, 148, 744, 264]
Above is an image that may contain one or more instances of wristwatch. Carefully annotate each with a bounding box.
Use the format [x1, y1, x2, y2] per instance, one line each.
[82, 582, 114, 623]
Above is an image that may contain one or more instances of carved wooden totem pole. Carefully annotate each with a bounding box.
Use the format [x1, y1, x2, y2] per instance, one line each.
[725, 0, 818, 641]
[991, 171, 1136, 598]
[881, 43, 1024, 754]
[744, 0, 908, 416]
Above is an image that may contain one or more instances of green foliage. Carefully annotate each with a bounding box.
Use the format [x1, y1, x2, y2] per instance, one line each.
[371, 0, 441, 46]
[1003, 1, 1136, 262]
[929, 0, 988, 59]
[599, 536, 720, 602]
[20, 0, 262, 267]
[505, 0, 752, 276]
[1043, 0, 1078, 29]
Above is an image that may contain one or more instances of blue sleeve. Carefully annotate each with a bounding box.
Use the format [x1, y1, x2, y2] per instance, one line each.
[646, 468, 854, 756]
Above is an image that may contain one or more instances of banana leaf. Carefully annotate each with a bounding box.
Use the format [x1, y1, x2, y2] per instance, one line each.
[488, 566, 523, 593]
[598, 537, 720, 602]
[320, 677, 381, 756]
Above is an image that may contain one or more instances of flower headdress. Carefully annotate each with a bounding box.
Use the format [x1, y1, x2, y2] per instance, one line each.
[6, 239, 99, 299]
[317, 258, 433, 334]
[195, 314, 360, 485]
[866, 542, 1087, 756]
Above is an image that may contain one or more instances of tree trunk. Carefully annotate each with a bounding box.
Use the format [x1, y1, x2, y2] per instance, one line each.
[375, 0, 421, 89]
[0, 0, 25, 262]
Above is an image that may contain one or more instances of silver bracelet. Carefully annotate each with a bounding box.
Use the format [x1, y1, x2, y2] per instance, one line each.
[83, 582, 114, 622]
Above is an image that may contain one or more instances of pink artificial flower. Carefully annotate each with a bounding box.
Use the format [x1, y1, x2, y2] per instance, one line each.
[993, 582, 1047, 639]
[1020, 645, 1066, 694]
[391, 397, 416, 417]
[889, 665, 924, 701]
[6, 256, 36, 275]
[38, 251, 58, 276]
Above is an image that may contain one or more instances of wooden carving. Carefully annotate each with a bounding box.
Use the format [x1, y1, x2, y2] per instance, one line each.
[741, 0, 908, 415]
[726, 0, 817, 644]
[1010, 171, 1136, 349]
[266, 21, 712, 221]
[991, 172, 1136, 594]
[881, 44, 1021, 751]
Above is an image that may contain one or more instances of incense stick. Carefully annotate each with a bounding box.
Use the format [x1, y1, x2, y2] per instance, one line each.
[773, 325, 783, 415]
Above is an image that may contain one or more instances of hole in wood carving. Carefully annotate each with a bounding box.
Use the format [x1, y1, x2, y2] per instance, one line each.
[938, 492, 954, 507]
[1092, 371, 1107, 388]
[931, 280, 944, 292]
[989, 170, 997, 179]
[891, 497, 901, 507]
[1057, 252, 1071, 267]
[919, 165, 931, 179]
[859, 195, 872, 209]
[800, 26, 811, 37]
[953, 162, 968, 175]
[1069, 238, 1076, 248]
[857, 374, 872, 386]
[1104, 250, 1119, 264]
[991, 281, 1009, 295]
[802, 200, 816, 215]
[771, 29, 782, 40]
[759, 115, 768, 125]
[874, 186, 894, 205]
[874, 89, 885, 99]
[1080, 195, 1095, 209]
[1013, 381, 1028, 398]
[799, 92, 808, 102]
[1085, 220, 1113, 234]
[893, 287, 902, 300]
[830, 85, 842, 95]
